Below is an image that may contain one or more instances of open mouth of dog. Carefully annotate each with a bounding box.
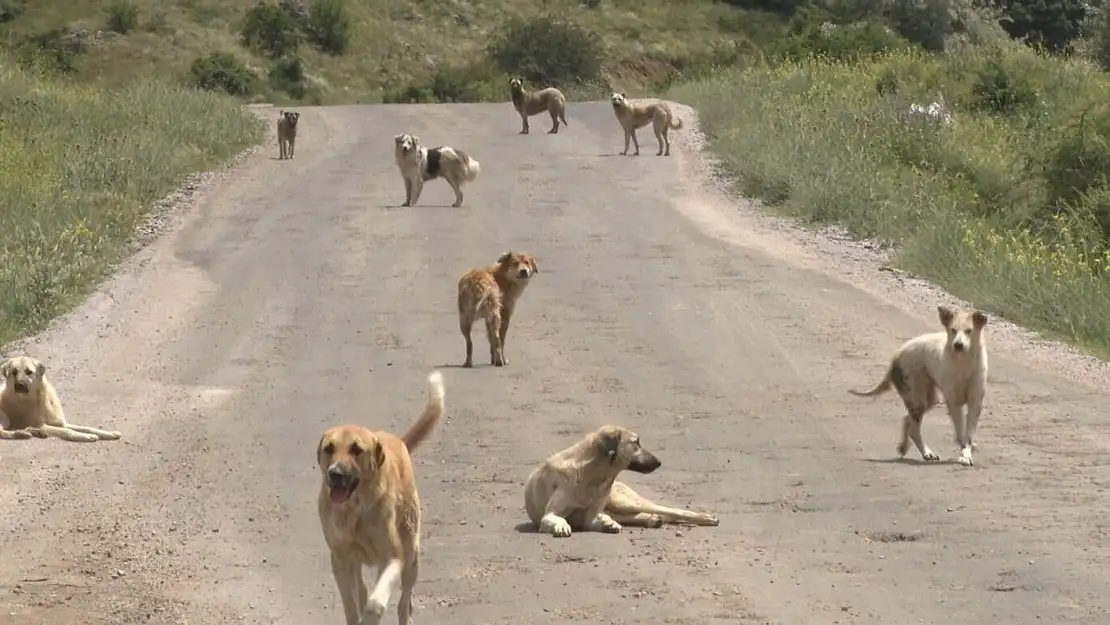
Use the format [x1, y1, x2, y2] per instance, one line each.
[12, 382, 30, 394]
[327, 471, 360, 504]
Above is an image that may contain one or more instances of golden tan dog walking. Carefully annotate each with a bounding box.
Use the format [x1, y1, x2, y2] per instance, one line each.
[393, 133, 481, 207]
[609, 92, 683, 156]
[317, 371, 446, 625]
[456, 251, 538, 368]
[0, 355, 121, 442]
[849, 305, 990, 466]
[277, 110, 299, 160]
[509, 77, 569, 134]
[524, 425, 719, 538]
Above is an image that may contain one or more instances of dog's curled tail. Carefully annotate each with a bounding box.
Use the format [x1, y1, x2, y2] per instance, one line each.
[847, 363, 894, 398]
[401, 371, 446, 453]
[670, 115, 684, 130]
[464, 155, 480, 181]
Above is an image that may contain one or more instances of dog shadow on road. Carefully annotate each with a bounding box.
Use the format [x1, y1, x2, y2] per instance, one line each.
[435, 363, 501, 370]
[863, 457, 965, 467]
[513, 522, 542, 534]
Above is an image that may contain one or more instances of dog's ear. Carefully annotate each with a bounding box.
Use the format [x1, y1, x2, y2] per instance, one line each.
[315, 434, 327, 463]
[394, 134, 405, 144]
[972, 310, 988, 329]
[371, 439, 386, 470]
[498, 251, 513, 264]
[0, 360, 10, 377]
[937, 305, 954, 328]
[596, 430, 621, 464]
[34, 360, 45, 377]
[620, 92, 627, 98]
[529, 257, 539, 274]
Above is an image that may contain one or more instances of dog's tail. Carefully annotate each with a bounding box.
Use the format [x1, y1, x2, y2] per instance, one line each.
[444, 147, 481, 182]
[670, 115, 684, 130]
[559, 107, 569, 127]
[847, 362, 895, 398]
[401, 371, 446, 453]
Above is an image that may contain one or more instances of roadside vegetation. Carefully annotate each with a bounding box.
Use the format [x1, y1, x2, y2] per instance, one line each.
[0, 58, 262, 345]
[668, 0, 1110, 356]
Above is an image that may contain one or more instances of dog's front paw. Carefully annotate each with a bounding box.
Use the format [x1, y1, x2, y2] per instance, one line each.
[896, 441, 909, 457]
[957, 448, 974, 467]
[645, 514, 664, 528]
[8, 429, 33, 439]
[970, 439, 979, 451]
[701, 514, 720, 527]
[551, 519, 572, 538]
[922, 450, 941, 462]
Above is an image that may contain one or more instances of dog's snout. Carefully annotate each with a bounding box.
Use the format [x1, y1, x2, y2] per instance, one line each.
[628, 452, 662, 474]
[517, 268, 530, 278]
[12, 381, 29, 393]
[327, 464, 349, 482]
[952, 342, 966, 352]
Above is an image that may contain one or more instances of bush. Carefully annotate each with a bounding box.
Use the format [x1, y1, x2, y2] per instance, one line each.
[669, 44, 1110, 353]
[104, 0, 140, 34]
[306, 0, 351, 56]
[0, 55, 262, 344]
[17, 28, 89, 75]
[0, 0, 26, 23]
[382, 63, 505, 104]
[487, 16, 604, 86]
[190, 52, 260, 96]
[995, 0, 1087, 54]
[268, 55, 309, 99]
[240, 1, 301, 58]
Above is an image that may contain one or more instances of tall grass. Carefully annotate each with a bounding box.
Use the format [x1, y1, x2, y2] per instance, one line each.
[670, 43, 1110, 354]
[0, 60, 263, 345]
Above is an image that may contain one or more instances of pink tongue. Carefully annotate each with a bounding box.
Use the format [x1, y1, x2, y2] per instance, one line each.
[329, 487, 349, 504]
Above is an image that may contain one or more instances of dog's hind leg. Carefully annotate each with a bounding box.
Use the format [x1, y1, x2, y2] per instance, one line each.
[448, 176, 464, 208]
[548, 108, 559, 133]
[607, 482, 719, 527]
[460, 314, 475, 368]
[584, 512, 622, 534]
[906, 409, 939, 462]
[486, 311, 505, 367]
[610, 512, 665, 528]
[397, 556, 418, 625]
[0, 428, 33, 439]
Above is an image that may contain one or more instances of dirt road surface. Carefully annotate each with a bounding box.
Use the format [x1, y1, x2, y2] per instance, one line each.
[2, 102, 1110, 625]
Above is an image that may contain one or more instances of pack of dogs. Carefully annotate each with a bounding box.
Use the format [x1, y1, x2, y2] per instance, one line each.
[1, 78, 997, 625]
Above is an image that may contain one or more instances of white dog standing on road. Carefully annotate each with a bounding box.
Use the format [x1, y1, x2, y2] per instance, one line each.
[393, 133, 480, 208]
[849, 305, 989, 467]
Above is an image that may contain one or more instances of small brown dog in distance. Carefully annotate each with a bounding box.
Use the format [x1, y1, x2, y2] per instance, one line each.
[509, 77, 569, 135]
[317, 371, 446, 625]
[277, 110, 300, 160]
[456, 251, 538, 368]
[609, 92, 684, 156]
[524, 425, 720, 538]
[0, 355, 122, 442]
[849, 305, 990, 467]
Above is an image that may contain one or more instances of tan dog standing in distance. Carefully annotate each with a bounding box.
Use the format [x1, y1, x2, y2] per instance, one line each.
[849, 305, 989, 466]
[277, 110, 299, 160]
[393, 133, 481, 207]
[0, 355, 121, 442]
[524, 425, 720, 538]
[609, 92, 684, 156]
[509, 77, 569, 134]
[317, 371, 446, 625]
[456, 251, 538, 368]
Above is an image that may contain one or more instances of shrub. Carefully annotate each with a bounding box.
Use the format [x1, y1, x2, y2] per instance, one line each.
[775, 17, 911, 61]
[306, 0, 351, 56]
[240, 1, 301, 58]
[995, 0, 1087, 54]
[18, 28, 88, 75]
[268, 55, 309, 99]
[104, 0, 140, 34]
[190, 52, 259, 96]
[969, 53, 1039, 114]
[487, 16, 604, 86]
[0, 0, 26, 23]
[1046, 105, 1110, 224]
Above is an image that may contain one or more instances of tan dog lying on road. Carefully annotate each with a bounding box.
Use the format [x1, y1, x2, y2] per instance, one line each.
[393, 133, 481, 208]
[277, 110, 299, 160]
[317, 371, 446, 625]
[457, 251, 538, 368]
[524, 425, 720, 537]
[509, 77, 569, 135]
[849, 305, 990, 467]
[0, 355, 121, 442]
[610, 92, 684, 156]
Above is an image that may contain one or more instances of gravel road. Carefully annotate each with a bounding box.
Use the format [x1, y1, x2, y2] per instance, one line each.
[2, 101, 1110, 625]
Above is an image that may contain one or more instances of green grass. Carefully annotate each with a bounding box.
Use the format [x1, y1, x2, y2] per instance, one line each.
[0, 58, 263, 346]
[0, 0, 786, 104]
[670, 43, 1110, 356]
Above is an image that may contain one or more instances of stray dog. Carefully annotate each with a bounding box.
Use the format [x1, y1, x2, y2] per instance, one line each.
[524, 425, 720, 537]
[0, 355, 121, 442]
[457, 251, 538, 368]
[317, 371, 446, 625]
[277, 110, 299, 160]
[849, 305, 989, 466]
[509, 77, 569, 134]
[393, 133, 481, 207]
[609, 92, 684, 156]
